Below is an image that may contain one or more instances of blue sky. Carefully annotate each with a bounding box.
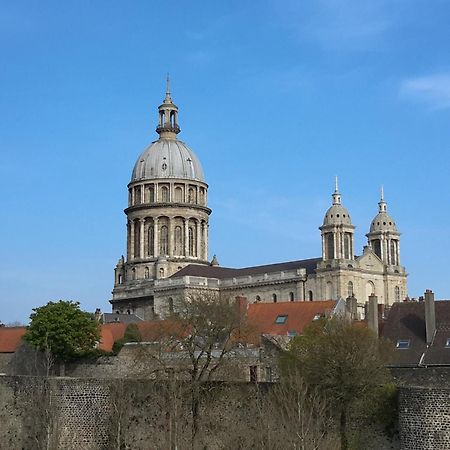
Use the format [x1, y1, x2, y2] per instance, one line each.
[1, 0, 450, 323]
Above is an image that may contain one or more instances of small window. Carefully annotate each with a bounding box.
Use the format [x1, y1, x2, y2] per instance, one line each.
[289, 292, 294, 302]
[275, 315, 287, 324]
[445, 338, 450, 348]
[396, 339, 410, 349]
[287, 330, 297, 337]
[265, 366, 272, 382]
[272, 293, 277, 303]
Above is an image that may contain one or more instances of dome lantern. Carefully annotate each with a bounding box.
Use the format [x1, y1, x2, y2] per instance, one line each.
[156, 74, 180, 140]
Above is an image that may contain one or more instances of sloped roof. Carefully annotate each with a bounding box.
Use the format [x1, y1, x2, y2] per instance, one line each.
[171, 257, 321, 279]
[137, 320, 188, 342]
[381, 300, 450, 366]
[247, 300, 337, 338]
[0, 327, 26, 353]
[102, 313, 143, 324]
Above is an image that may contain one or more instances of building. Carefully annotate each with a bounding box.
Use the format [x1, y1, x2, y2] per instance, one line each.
[110, 82, 408, 319]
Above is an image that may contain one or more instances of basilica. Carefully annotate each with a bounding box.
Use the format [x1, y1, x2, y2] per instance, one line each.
[110, 82, 407, 320]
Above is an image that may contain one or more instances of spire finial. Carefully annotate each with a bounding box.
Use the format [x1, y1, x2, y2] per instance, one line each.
[332, 176, 341, 205]
[164, 73, 172, 103]
[378, 185, 387, 212]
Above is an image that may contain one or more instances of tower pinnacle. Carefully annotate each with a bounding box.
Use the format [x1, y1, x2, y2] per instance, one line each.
[332, 176, 341, 205]
[156, 76, 180, 139]
[378, 185, 387, 212]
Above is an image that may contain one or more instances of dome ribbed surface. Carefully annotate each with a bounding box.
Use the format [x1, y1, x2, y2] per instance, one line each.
[323, 204, 352, 226]
[370, 212, 398, 233]
[131, 139, 205, 182]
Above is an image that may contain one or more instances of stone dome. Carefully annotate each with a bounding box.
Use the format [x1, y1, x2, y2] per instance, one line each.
[131, 139, 205, 183]
[369, 211, 398, 233]
[323, 204, 352, 226]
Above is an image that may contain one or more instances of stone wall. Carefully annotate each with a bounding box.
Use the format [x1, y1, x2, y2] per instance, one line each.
[399, 387, 450, 450]
[0, 375, 396, 450]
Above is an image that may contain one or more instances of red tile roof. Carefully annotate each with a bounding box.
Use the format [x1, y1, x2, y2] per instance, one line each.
[98, 323, 127, 352]
[246, 300, 337, 338]
[0, 327, 26, 353]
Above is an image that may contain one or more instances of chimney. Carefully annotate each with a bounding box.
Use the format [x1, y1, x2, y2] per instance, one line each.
[367, 294, 379, 338]
[94, 308, 102, 322]
[424, 289, 436, 345]
[346, 295, 358, 320]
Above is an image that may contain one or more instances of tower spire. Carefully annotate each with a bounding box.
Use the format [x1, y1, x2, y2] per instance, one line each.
[378, 185, 387, 212]
[332, 176, 341, 205]
[164, 73, 172, 103]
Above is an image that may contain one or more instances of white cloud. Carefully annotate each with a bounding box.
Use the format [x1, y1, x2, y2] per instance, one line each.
[272, 0, 393, 51]
[400, 74, 450, 110]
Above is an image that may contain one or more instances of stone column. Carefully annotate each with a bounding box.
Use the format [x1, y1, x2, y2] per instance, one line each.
[141, 186, 144, 204]
[333, 228, 337, 259]
[321, 234, 326, 259]
[196, 220, 201, 257]
[140, 219, 145, 259]
[203, 222, 208, 260]
[130, 220, 135, 259]
[184, 219, 189, 256]
[131, 187, 135, 206]
[153, 217, 159, 257]
[126, 222, 131, 260]
[397, 240, 401, 265]
[169, 218, 174, 257]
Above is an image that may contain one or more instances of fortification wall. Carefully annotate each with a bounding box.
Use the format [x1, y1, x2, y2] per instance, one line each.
[0, 375, 396, 450]
[399, 387, 450, 450]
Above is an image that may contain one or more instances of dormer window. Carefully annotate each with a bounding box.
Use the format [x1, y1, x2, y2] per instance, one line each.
[275, 315, 287, 324]
[396, 339, 410, 349]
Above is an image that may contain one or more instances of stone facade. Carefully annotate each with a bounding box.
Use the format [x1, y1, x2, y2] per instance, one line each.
[110, 84, 407, 319]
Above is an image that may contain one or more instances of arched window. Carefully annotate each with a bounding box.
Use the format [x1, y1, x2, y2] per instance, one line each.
[168, 297, 174, 313]
[118, 274, 123, 285]
[174, 226, 183, 255]
[175, 187, 183, 203]
[326, 234, 334, 259]
[289, 292, 294, 302]
[159, 268, 165, 278]
[390, 240, 398, 265]
[188, 226, 195, 256]
[148, 225, 154, 256]
[134, 220, 140, 258]
[366, 281, 375, 300]
[135, 186, 141, 205]
[160, 225, 168, 255]
[395, 286, 400, 302]
[272, 293, 277, 303]
[131, 268, 136, 280]
[255, 295, 261, 302]
[372, 239, 381, 259]
[148, 186, 155, 203]
[344, 233, 351, 259]
[347, 281, 354, 298]
[160, 111, 165, 126]
[144, 267, 149, 279]
[188, 188, 195, 203]
[161, 186, 169, 202]
[308, 290, 313, 301]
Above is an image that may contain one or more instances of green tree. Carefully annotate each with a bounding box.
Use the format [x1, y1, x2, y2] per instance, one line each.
[281, 317, 393, 450]
[24, 300, 100, 367]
